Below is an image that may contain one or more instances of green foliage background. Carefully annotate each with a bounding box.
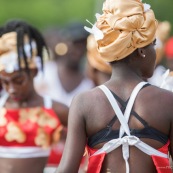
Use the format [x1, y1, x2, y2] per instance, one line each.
[0, 0, 95, 30]
[0, 0, 173, 34]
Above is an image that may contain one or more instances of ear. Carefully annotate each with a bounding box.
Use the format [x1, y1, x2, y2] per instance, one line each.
[137, 48, 146, 58]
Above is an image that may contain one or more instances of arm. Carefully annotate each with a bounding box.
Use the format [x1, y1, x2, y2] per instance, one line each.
[167, 92, 173, 159]
[167, 92, 173, 166]
[170, 118, 173, 163]
[55, 93, 87, 173]
[53, 101, 69, 127]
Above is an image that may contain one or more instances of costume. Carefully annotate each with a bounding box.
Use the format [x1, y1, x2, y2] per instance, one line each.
[86, 82, 172, 173]
[0, 29, 61, 172]
[0, 93, 62, 158]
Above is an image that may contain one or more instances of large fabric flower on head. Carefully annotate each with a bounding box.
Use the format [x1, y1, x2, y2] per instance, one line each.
[0, 32, 17, 54]
[95, 0, 158, 62]
[0, 32, 39, 73]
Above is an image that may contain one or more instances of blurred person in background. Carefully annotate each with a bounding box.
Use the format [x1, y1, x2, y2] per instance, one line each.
[161, 34, 173, 170]
[154, 36, 173, 93]
[86, 34, 111, 86]
[0, 26, 4, 97]
[165, 37, 173, 71]
[36, 28, 68, 171]
[148, 21, 171, 87]
[155, 21, 171, 66]
[35, 22, 94, 107]
[35, 22, 94, 172]
[0, 19, 68, 173]
[55, 0, 173, 172]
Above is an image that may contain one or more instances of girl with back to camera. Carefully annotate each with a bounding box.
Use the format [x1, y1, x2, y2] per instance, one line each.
[55, 0, 173, 173]
[0, 19, 68, 173]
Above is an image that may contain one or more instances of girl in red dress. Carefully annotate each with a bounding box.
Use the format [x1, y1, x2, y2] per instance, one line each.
[0, 19, 68, 173]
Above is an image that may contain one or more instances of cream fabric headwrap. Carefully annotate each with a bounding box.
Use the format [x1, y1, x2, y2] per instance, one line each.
[87, 34, 111, 74]
[93, 0, 158, 62]
[0, 32, 39, 73]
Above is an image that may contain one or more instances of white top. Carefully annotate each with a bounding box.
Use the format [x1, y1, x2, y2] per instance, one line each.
[148, 65, 166, 86]
[0, 146, 51, 158]
[148, 65, 173, 92]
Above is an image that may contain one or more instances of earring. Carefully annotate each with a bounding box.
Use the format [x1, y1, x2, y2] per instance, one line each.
[143, 55, 146, 58]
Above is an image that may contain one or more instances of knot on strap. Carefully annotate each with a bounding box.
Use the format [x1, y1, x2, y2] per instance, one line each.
[121, 136, 139, 173]
[121, 135, 139, 146]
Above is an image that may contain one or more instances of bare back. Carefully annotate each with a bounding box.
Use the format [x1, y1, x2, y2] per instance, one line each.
[83, 84, 173, 173]
[57, 82, 173, 173]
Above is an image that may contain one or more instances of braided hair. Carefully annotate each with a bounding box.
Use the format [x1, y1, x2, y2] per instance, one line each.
[1, 19, 49, 72]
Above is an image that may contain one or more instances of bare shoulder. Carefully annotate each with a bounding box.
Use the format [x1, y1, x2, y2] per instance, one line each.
[141, 85, 173, 120]
[147, 85, 173, 103]
[141, 83, 173, 100]
[69, 87, 103, 117]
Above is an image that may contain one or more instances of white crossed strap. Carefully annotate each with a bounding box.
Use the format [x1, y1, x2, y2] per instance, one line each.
[92, 82, 168, 173]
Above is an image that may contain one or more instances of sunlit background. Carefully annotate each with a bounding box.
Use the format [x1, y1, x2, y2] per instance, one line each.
[0, 0, 173, 34]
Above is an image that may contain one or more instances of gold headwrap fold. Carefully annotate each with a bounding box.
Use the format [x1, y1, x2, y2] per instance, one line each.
[0, 32, 38, 73]
[95, 0, 158, 62]
[87, 34, 111, 74]
[0, 32, 17, 54]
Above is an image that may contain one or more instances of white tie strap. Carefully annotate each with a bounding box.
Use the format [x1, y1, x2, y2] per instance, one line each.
[95, 82, 168, 173]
